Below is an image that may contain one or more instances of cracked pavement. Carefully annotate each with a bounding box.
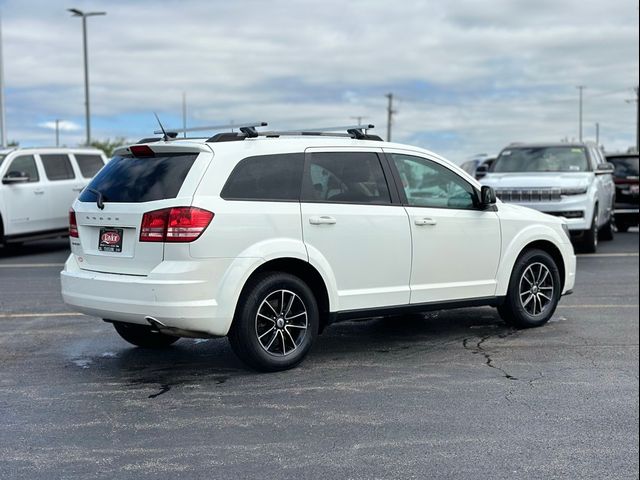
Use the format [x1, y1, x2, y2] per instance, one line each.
[0, 233, 638, 479]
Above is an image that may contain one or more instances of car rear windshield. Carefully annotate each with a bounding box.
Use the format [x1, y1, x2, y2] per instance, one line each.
[492, 147, 589, 173]
[607, 156, 639, 178]
[78, 153, 197, 203]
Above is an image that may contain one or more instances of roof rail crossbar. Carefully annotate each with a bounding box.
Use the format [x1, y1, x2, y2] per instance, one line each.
[154, 121, 268, 136]
[257, 124, 378, 140]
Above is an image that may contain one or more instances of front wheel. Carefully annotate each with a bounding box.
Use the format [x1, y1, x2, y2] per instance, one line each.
[497, 249, 562, 329]
[228, 273, 319, 372]
[112, 322, 179, 348]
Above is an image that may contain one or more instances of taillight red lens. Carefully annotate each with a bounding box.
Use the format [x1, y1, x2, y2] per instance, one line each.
[139, 207, 213, 243]
[69, 209, 79, 238]
[140, 209, 170, 242]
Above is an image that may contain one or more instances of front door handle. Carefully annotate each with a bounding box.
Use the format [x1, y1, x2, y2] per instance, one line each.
[34, 189, 45, 195]
[72, 187, 84, 192]
[415, 217, 437, 226]
[309, 216, 337, 225]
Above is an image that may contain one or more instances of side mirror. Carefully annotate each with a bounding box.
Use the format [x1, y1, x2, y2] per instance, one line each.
[475, 164, 489, 179]
[595, 162, 615, 175]
[2, 171, 30, 184]
[480, 185, 497, 206]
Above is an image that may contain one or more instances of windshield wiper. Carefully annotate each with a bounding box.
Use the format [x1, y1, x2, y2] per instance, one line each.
[86, 188, 105, 210]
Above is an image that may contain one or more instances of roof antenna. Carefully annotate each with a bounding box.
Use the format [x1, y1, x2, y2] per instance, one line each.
[153, 112, 174, 142]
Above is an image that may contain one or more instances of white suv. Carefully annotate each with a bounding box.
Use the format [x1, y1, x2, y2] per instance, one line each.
[61, 125, 576, 371]
[478, 142, 615, 253]
[1, 147, 107, 246]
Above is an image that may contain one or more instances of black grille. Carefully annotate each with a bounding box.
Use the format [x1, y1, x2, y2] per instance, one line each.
[495, 188, 562, 202]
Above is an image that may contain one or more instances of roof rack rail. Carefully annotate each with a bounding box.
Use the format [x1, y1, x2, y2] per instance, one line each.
[154, 121, 268, 136]
[205, 124, 382, 142]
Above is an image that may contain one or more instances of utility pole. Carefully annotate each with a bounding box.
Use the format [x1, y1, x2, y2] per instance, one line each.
[595, 122, 599, 147]
[0, 14, 7, 148]
[182, 92, 187, 138]
[69, 9, 106, 146]
[577, 85, 586, 142]
[55, 119, 60, 147]
[350, 116, 366, 126]
[385, 93, 396, 142]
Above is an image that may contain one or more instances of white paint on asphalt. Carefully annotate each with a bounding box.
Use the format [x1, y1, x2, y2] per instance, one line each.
[0, 263, 65, 268]
[0, 312, 84, 318]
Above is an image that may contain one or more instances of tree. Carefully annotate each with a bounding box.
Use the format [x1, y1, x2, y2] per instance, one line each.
[89, 137, 127, 157]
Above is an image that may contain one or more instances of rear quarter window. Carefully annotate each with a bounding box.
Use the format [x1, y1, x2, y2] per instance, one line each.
[221, 153, 304, 201]
[79, 153, 198, 203]
[75, 154, 105, 178]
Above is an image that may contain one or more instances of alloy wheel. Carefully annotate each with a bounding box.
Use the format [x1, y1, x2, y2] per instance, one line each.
[255, 289, 308, 356]
[518, 262, 555, 316]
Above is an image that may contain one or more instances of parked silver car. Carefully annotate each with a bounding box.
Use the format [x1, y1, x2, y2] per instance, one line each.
[479, 142, 615, 253]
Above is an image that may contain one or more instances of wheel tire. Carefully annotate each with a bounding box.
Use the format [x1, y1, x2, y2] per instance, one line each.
[497, 249, 562, 329]
[112, 322, 179, 348]
[228, 272, 319, 372]
[599, 214, 615, 241]
[579, 209, 598, 254]
[617, 223, 629, 233]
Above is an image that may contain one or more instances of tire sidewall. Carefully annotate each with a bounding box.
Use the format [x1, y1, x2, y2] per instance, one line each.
[231, 273, 319, 371]
[505, 249, 562, 328]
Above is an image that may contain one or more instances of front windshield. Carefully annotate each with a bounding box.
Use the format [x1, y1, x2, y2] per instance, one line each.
[492, 147, 589, 173]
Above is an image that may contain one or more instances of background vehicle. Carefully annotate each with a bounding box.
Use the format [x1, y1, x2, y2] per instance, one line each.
[61, 125, 576, 372]
[480, 142, 615, 253]
[0, 147, 107, 246]
[606, 153, 639, 232]
[460, 154, 496, 179]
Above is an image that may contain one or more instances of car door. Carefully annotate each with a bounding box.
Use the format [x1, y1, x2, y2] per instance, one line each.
[0, 154, 51, 235]
[387, 151, 502, 303]
[300, 148, 411, 311]
[38, 153, 81, 231]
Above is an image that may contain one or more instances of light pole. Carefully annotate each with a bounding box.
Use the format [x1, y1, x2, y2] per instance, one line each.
[577, 85, 586, 142]
[68, 8, 105, 146]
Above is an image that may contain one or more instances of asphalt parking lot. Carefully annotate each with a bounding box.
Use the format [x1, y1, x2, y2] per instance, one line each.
[0, 232, 638, 479]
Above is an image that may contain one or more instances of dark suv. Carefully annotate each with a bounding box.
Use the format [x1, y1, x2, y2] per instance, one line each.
[606, 153, 639, 232]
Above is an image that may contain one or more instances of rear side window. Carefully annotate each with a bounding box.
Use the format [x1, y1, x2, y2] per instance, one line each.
[41, 154, 76, 180]
[75, 154, 104, 178]
[302, 152, 391, 204]
[6, 155, 39, 182]
[78, 153, 197, 203]
[221, 153, 304, 201]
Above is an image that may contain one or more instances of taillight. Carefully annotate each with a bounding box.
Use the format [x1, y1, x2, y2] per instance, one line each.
[69, 209, 79, 238]
[139, 207, 214, 243]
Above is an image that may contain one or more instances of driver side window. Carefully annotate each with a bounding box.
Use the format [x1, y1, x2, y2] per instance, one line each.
[7, 155, 39, 183]
[391, 154, 477, 209]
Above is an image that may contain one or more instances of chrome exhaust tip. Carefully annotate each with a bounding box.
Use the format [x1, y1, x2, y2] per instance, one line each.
[145, 316, 166, 330]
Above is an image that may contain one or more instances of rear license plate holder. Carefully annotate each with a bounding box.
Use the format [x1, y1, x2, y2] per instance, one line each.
[98, 227, 123, 253]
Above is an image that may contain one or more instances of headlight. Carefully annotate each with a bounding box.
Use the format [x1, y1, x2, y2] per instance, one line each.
[561, 186, 588, 195]
[561, 223, 571, 240]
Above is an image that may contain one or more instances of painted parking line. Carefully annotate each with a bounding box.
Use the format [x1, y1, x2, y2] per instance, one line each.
[0, 263, 65, 268]
[0, 312, 85, 318]
[576, 253, 639, 258]
[559, 304, 639, 308]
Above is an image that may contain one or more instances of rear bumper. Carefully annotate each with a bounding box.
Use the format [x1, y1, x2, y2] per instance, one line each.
[60, 255, 254, 336]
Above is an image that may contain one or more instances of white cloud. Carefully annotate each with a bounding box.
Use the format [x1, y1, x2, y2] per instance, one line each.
[0, 0, 638, 158]
[38, 120, 81, 131]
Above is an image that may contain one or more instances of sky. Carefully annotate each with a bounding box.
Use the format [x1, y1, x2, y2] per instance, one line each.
[0, 0, 638, 162]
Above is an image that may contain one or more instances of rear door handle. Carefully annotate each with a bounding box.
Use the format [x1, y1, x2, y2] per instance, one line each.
[34, 189, 45, 195]
[309, 216, 337, 225]
[415, 217, 437, 226]
[72, 187, 84, 192]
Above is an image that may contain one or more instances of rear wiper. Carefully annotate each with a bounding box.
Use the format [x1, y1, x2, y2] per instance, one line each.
[86, 188, 105, 210]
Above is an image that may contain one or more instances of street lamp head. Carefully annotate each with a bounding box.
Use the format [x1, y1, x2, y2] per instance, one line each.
[68, 9, 106, 17]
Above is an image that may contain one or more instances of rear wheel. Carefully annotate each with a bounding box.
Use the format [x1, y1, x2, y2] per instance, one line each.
[228, 272, 319, 372]
[599, 214, 615, 241]
[497, 249, 561, 329]
[112, 322, 179, 348]
[579, 209, 598, 253]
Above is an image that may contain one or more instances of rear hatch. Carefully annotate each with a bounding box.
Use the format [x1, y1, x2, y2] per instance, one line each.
[71, 143, 213, 275]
